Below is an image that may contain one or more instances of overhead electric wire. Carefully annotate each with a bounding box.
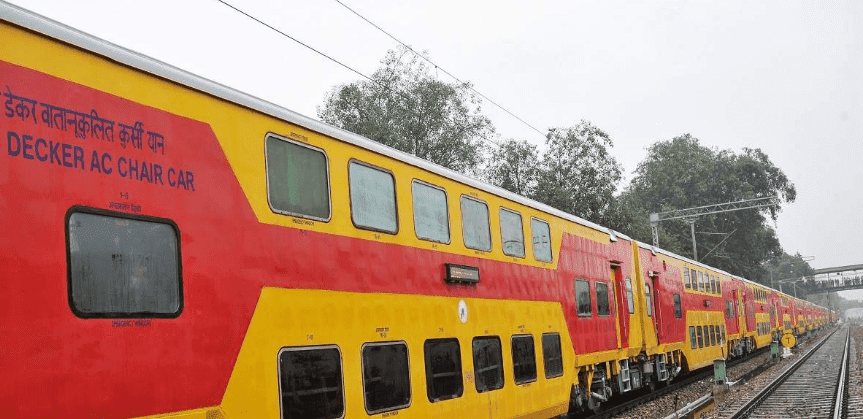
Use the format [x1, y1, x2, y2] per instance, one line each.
[332, 0, 547, 138]
[214, 0, 422, 113]
[214, 0, 502, 149]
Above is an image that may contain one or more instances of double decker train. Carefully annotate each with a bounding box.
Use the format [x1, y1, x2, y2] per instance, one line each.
[0, 3, 831, 419]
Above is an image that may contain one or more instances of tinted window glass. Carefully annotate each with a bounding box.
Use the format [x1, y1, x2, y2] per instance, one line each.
[645, 284, 652, 317]
[350, 162, 397, 233]
[499, 208, 525, 257]
[266, 136, 330, 220]
[541, 333, 563, 378]
[362, 342, 411, 413]
[596, 282, 610, 316]
[424, 339, 463, 402]
[279, 346, 344, 419]
[684, 267, 691, 289]
[697, 326, 704, 348]
[625, 279, 634, 314]
[472, 336, 504, 393]
[709, 325, 716, 346]
[511, 335, 537, 384]
[67, 211, 181, 317]
[689, 326, 697, 349]
[412, 181, 450, 243]
[461, 196, 491, 251]
[726, 301, 733, 318]
[673, 294, 682, 318]
[575, 280, 591, 317]
[531, 218, 552, 262]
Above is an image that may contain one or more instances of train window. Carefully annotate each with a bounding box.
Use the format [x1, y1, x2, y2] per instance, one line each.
[575, 280, 592, 317]
[362, 342, 411, 414]
[67, 209, 181, 318]
[424, 338, 463, 402]
[684, 267, 691, 289]
[531, 218, 553, 262]
[710, 326, 716, 346]
[625, 279, 635, 314]
[710, 278, 716, 294]
[689, 326, 696, 349]
[726, 301, 734, 318]
[717, 280, 722, 294]
[542, 333, 564, 378]
[473, 336, 504, 393]
[278, 346, 345, 419]
[266, 135, 331, 221]
[349, 161, 398, 234]
[645, 283, 653, 317]
[412, 181, 450, 244]
[461, 196, 492, 251]
[673, 294, 682, 318]
[698, 271, 705, 292]
[499, 208, 525, 257]
[596, 283, 611, 316]
[698, 326, 705, 348]
[511, 335, 537, 384]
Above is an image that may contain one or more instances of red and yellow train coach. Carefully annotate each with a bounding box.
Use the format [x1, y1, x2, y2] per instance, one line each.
[0, 3, 666, 418]
[0, 3, 833, 419]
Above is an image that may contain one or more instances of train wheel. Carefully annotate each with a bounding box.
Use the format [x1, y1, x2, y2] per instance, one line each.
[587, 397, 601, 413]
[647, 378, 657, 392]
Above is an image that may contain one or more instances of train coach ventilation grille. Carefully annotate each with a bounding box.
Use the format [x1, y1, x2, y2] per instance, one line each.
[206, 409, 224, 419]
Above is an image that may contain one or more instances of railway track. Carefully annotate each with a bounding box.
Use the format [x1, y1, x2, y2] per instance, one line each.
[724, 326, 850, 419]
[577, 347, 769, 419]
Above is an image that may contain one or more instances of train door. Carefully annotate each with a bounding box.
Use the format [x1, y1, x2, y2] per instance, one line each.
[726, 290, 739, 336]
[649, 272, 663, 342]
[612, 263, 629, 349]
[743, 289, 755, 334]
[770, 303, 777, 329]
[735, 289, 745, 334]
[646, 273, 660, 343]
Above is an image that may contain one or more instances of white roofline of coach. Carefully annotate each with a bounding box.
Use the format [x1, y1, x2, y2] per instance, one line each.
[0, 1, 618, 240]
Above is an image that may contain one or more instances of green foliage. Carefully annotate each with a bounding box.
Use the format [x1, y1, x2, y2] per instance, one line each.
[763, 252, 815, 282]
[318, 47, 494, 175]
[530, 121, 623, 225]
[622, 134, 796, 279]
[484, 139, 540, 196]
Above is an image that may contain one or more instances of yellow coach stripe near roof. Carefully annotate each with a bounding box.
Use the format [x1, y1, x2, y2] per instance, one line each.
[1, 16, 611, 271]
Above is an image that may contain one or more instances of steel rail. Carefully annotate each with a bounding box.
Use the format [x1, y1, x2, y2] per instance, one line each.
[727, 327, 841, 419]
[579, 347, 769, 419]
[832, 329, 851, 419]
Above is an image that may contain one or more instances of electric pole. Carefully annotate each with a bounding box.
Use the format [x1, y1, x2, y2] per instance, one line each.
[649, 196, 780, 261]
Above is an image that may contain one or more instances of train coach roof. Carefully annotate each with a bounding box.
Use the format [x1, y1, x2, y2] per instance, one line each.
[0, 1, 622, 241]
[633, 239, 792, 296]
[634, 240, 736, 277]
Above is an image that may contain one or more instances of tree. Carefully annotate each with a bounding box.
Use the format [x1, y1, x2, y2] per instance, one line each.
[484, 139, 540, 196]
[318, 47, 494, 174]
[623, 134, 796, 280]
[531, 121, 623, 225]
[764, 252, 815, 282]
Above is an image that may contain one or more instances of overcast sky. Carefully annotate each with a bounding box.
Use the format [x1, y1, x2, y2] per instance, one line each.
[9, 0, 862, 294]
